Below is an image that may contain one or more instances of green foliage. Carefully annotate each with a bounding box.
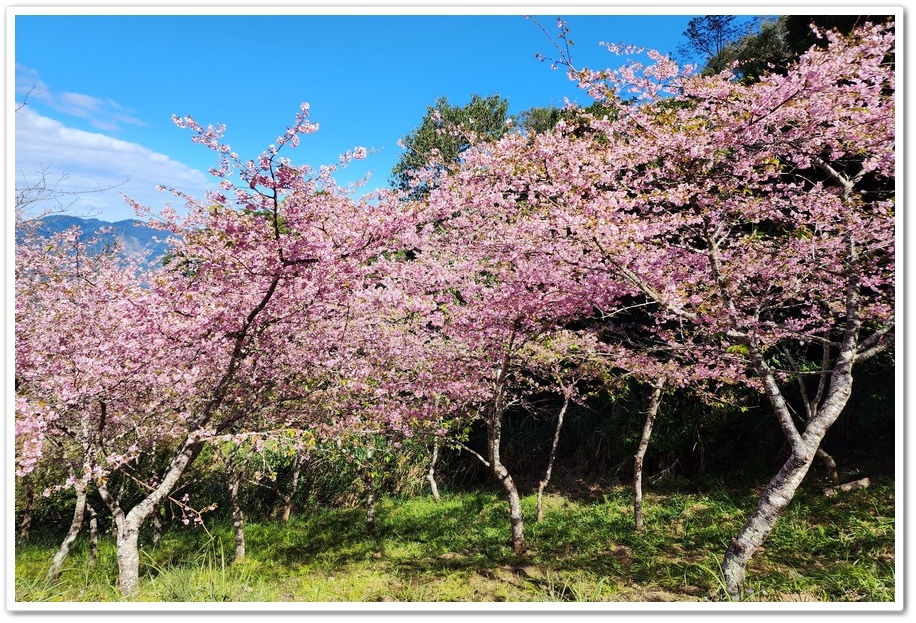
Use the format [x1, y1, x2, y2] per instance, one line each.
[710, 17, 795, 81]
[517, 100, 620, 138]
[705, 15, 896, 82]
[207, 432, 432, 517]
[390, 93, 510, 197]
[517, 106, 564, 136]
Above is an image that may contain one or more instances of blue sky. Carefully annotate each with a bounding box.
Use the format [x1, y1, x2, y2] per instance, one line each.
[12, 8, 765, 222]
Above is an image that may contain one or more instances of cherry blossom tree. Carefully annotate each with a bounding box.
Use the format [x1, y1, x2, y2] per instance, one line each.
[16, 104, 422, 595]
[406, 84, 754, 541]
[14, 220, 176, 582]
[374, 148, 631, 553]
[538, 20, 895, 598]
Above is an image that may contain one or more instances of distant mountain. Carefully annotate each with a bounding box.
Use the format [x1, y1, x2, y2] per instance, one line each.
[25, 215, 171, 262]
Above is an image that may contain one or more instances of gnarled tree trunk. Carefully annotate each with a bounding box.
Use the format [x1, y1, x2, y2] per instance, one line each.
[721, 272, 865, 599]
[722, 440, 819, 599]
[98, 437, 203, 596]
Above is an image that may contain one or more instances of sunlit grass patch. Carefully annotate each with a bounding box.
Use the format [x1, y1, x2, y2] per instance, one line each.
[13, 479, 895, 604]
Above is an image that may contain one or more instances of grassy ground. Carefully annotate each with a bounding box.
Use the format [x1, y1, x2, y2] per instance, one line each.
[13, 479, 895, 604]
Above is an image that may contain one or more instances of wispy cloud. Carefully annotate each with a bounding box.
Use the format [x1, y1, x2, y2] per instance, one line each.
[15, 107, 213, 222]
[15, 64, 146, 132]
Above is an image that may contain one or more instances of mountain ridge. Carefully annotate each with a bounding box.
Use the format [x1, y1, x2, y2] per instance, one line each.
[25, 214, 171, 261]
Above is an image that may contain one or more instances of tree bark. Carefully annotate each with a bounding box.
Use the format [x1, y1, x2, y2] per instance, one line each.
[537, 388, 571, 522]
[113, 519, 142, 597]
[227, 464, 246, 561]
[18, 477, 35, 542]
[479, 342, 527, 554]
[426, 441, 441, 503]
[98, 437, 204, 596]
[721, 376, 855, 600]
[493, 460, 525, 554]
[823, 477, 870, 497]
[46, 476, 89, 583]
[721, 266, 862, 600]
[280, 452, 303, 523]
[486, 407, 525, 553]
[634, 378, 666, 533]
[87, 503, 99, 568]
[721, 444, 817, 599]
[363, 447, 377, 536]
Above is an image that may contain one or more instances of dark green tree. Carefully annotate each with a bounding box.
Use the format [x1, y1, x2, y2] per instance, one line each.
[677, 15, 752, 74]
[517, 106, 564, 136]
[390, 94, 509, 198]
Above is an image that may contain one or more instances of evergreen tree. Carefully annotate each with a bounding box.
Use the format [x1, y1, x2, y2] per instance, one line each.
[390, 94, 509, 198]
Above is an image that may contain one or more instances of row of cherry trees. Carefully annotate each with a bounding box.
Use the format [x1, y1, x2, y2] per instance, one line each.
[15, 21, 894, 600]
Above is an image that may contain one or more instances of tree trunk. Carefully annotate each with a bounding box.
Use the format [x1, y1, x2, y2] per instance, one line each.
[721, 443, 817, 599]
[634, 378, 666, 533]
[94, 269, 280, 596]
[426, 441, 441, 503]
[114, 518, 142, 596]
[721, 295, 860, 600]
[363, 447, 376, 536]
[365, 484, 377, 536]
[87, 504, 99, 568]
[816, 447, 840, 484]
[537, 388, 571, 522]
[46, 477, 89, 582]
[486, 407, 524, 553]
[280, 452, 303, 523]
[227, 466, 246, 561]
[150, 502, 163, 547]
[18, 477, 35, 542]
[98, 437, 204, 596]
[493, 460, 525, 553]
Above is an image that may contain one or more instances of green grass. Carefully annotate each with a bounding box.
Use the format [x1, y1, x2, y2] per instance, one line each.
[13, 479, 896, 603]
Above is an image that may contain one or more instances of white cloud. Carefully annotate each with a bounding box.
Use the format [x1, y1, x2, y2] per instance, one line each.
[58, 91, 104, 110]
[15, 107, 213, 222]
[14, 64, 51, 107]
[15, 64, 146, 131]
